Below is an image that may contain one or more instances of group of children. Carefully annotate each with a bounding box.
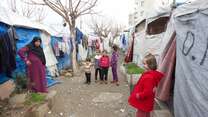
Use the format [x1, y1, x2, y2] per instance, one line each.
[82, 45, 119, 86]
[83, 45, 164, 117]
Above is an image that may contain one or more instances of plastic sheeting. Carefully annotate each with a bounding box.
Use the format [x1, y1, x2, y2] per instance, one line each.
[133, 31, 145, 64]
[15, 27, 40, 75]
[173, 1, 208, 117]
[133, 30, 165, 65]
[40, 32, 58, 77]
[145, 0, 173, 19]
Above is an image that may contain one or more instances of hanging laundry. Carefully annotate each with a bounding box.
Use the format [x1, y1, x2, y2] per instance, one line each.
[0, 27, 18, 77]
[76, 28, 83, 44]
[125, 34, 134, 63]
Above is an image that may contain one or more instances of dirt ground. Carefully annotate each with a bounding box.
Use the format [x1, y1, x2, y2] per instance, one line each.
[46, 56, 136, 117]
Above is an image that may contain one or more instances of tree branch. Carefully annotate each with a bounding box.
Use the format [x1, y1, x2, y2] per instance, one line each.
[77, 0, 98, 16]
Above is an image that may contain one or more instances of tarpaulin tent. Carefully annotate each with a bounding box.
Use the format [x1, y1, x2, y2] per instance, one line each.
[0, 5, 59, 78]
[173, 0, 208, 117]
[133, 16, 169, 65]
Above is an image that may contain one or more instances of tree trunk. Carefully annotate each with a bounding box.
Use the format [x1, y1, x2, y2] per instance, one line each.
[68, 20, 78, 74]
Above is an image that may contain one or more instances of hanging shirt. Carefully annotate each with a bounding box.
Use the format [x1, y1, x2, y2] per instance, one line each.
[0, 28, 18, 77]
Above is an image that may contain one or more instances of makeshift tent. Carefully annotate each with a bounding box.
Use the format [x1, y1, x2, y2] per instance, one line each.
[173, 0, 208, 117]
[133, 16, 169, 64]
[0, 5, 59, 78]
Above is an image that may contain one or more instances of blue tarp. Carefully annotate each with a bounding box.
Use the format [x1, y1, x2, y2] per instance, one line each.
[13, 27, 40, 76]
[51, 36, 71, 71]
[46, 77, 61, 87]
[0, 22, 9, 33]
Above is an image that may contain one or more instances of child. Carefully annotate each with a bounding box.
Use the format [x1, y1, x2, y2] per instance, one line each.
[94, 51, 102, 83]
[99, 50, 110, 84]
[128, 54, 164, 117]
[83, 58, 93, 84]
[111, 45, 119, 86]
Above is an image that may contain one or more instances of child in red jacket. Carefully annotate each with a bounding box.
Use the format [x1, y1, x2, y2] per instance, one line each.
[128, 54, 164, 117]
[99, 50, 110, 84]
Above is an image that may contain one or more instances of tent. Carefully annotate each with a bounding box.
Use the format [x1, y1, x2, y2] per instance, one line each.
[133, 15, 170, 65]
[173, 0, 208, 117]
[0, 5, 59, 79]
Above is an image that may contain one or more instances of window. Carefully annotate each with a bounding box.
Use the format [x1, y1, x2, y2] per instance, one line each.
[146, 17, 169, 35]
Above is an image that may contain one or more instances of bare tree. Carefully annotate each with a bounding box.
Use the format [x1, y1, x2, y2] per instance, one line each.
[89, 18, 112, 38]
[89, 18, 124, 44]
[7, 0, 47, 23]
[33, 6, 47, 23]
[25, 0, 98, 73]
[21, 2, 35, 18]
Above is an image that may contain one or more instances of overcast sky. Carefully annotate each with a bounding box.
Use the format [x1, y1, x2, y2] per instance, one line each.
[1, 0, 189, 33]
[42, 0, 133, 27]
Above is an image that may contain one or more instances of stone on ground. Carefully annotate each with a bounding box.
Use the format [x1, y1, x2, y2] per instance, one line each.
[25, 103, 49, 117]
[46, 90, 57, 109]
[92, 92, 123, 103]
[0, 80, 15, 100]
[9, 93, 27, 108]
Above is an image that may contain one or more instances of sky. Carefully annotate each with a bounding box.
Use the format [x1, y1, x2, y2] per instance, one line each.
[42, 0, 133, 31]
[1, 0, 189, 33]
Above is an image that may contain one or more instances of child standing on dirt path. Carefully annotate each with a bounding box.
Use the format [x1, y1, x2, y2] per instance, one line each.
[128, 54, 164, 117]
[110, 45, 119, 86]
[94, 51, 102, 83]
[82, 58, 93, 85]
[99, 50, 110, 84]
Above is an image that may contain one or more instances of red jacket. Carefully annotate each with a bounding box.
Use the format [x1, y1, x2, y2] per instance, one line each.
[128, 70, 164, 112]
[99, 55, 110, 68]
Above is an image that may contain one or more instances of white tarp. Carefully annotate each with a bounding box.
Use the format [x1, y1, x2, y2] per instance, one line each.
[173, 0, 208, 117]
[158, 17, 175, 56]
[0, 5, 59, 37]
[133, 30, 145, 64]
[0, 5, 12, 25]
[40, 31, 58, 77]
[145, 0, 173, 19]
[133, 30, 165, 65]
